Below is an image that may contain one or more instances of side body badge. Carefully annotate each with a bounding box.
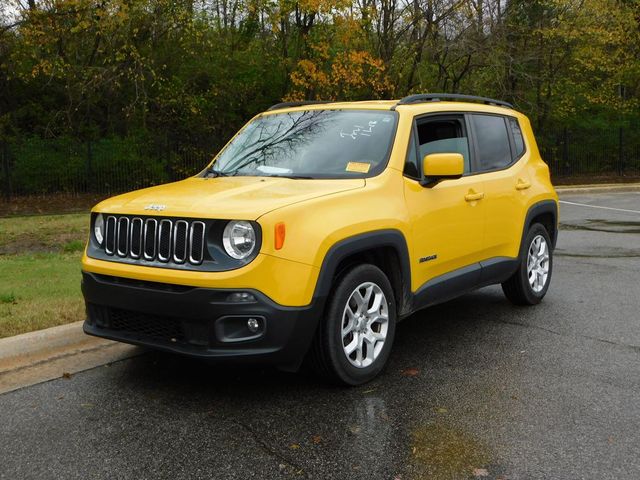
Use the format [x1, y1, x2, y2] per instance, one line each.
[419, 254, 438, 264]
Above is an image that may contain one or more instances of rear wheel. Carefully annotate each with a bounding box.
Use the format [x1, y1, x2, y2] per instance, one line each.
[309, 264, 396, 385]
[502, 223, 553, 305]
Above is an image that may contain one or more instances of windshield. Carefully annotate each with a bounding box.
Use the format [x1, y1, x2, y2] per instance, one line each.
[208, 110, 398, 178]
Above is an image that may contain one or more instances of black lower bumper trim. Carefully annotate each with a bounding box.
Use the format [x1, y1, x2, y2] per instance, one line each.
[81, 272, 323, 369]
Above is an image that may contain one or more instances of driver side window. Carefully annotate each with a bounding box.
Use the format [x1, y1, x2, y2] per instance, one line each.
[415, 115, 471, 174]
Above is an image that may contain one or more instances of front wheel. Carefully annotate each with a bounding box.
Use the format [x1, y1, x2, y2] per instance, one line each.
[308, 264, 397, 385]
[502, 223, 553, 305]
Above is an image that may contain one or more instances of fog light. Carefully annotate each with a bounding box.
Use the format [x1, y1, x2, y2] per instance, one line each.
[247, 318, 260, 333]
[215, 315, 266, 343]
[227, 292, 256, 303]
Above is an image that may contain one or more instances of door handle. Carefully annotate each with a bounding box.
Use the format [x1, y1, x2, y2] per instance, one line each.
[464, 191, 485, 202]
[516, 179, 531, 190]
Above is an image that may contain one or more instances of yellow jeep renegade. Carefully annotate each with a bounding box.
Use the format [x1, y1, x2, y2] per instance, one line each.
[82, 93, 558, 385]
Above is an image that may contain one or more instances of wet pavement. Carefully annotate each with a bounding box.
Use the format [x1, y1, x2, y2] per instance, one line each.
[1, 191, 639, 480]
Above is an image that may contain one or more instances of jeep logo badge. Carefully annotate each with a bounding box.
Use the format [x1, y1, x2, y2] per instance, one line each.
[144, 204, 166, 211]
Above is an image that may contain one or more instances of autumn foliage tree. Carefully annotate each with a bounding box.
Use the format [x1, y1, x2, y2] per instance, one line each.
[0, 0, 638, 149]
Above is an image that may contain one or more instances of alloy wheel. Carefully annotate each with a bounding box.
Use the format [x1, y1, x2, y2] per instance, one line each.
[341, 282, 389, 368]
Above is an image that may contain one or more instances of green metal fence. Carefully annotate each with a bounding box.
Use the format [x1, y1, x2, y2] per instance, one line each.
[539, 126, 640, 179]
[0, 137, 213, 200]
[1, 127, 639, 200]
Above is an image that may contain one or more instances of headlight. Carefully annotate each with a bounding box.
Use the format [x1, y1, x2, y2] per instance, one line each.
[222, 221, 256, 259]
[94, 213, 105, 246]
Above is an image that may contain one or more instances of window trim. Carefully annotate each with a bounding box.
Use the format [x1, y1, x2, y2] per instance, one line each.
[404, 112, 473, 180]
[506, 116, 527, 162]
[403, 124, 422, 181]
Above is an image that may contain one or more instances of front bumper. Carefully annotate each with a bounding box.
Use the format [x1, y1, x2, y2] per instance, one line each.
[82, 272, 323, 370]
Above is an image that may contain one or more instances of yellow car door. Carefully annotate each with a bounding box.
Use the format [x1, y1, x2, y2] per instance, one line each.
[468, 113, 530, 260]
[403, 114, 486, 295]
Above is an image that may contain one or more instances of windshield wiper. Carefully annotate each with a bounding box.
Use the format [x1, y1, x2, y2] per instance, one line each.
[205, 167, 311, 179]
[264, 174, 314, 179]
[204, 166, 233, 178]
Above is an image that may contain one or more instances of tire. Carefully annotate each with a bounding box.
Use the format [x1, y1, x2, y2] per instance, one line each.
[308, 264, 397, 386]
[502, 223, 553, 305]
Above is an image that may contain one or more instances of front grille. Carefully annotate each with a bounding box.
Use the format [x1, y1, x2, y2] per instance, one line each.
[102, 215, 206, 266]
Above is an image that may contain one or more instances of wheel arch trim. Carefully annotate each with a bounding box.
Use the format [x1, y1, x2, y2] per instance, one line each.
[521, 200, 558, 250]
[312, 229, 412, 308]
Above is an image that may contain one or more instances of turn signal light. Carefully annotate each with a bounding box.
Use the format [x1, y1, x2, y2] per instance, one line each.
[275, 222, 286, 250]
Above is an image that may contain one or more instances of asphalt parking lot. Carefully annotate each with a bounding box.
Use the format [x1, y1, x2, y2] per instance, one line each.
[1, 190, 639, 480]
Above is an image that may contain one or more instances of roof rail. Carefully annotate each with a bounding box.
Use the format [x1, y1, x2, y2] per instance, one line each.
[394, 93, 513, 109]
[267, 100, 335, 111]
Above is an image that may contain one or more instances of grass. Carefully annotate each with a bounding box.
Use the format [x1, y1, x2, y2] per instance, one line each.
[0, 213, 89, 255]
[0, 213, 89, 338]
[1, 293, 16, 304]
[0, 193, 106, 217]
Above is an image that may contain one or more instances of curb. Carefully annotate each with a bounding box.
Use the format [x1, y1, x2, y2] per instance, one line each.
[0, 321, 143, 394]
[0, 321, 89, 362]
[556, 183, 640, 194]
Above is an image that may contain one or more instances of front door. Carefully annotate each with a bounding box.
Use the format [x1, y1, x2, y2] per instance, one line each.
[403, 114, 486, 292]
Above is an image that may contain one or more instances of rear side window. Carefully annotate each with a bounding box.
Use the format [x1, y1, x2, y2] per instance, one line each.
[471, 114, 512, 171]
[508, 117, 525, 158]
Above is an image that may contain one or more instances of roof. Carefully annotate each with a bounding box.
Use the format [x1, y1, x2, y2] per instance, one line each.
[268, 93, 513, 113]
[263, 98, 519, 116]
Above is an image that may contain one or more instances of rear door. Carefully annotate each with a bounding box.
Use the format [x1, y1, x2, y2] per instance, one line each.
[468, 113, 530, 260]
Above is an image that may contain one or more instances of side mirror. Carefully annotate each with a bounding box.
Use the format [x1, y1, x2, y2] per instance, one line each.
[422, 153, 464, 187]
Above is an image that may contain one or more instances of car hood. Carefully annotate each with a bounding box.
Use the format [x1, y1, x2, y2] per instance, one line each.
[93, 176, 366, 220]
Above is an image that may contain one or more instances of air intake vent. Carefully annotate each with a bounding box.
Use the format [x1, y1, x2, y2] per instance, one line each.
[189, 222, 205, 264]
[172, 220, 187, 263]
[105, 216, 117, 255]
[130, 218, 143, 259]
[144, 219, 157, 260]
[158, 219, 172, 262]
[117, 217, 129, 257]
